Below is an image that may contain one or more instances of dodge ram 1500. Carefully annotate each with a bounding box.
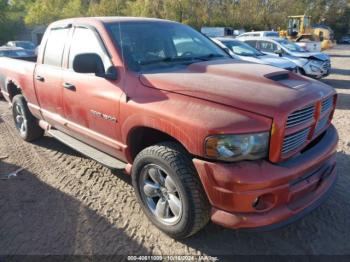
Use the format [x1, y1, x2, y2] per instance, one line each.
[0, 17, 338, 239]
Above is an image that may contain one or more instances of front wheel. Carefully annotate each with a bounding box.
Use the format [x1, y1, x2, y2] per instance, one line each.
[132, 142, 210, 239]
[12, 94, 44, 142]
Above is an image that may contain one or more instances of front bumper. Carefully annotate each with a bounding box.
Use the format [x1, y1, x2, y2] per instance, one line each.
[193, 125, 338, 229]
[302, 60, 331, 78]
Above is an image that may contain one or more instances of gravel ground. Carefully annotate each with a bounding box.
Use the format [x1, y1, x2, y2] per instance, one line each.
[0, 45, 349, 257]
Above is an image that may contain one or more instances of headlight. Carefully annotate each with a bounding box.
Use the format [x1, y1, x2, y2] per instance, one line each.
[310, 65, 320, 72]
[205, 132, 270, 162]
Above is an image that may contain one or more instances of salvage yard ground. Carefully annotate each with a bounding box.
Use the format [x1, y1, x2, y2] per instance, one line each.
[0, 45, 349, 256]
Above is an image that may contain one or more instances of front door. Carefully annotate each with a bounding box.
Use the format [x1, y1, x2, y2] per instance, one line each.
[61, 26, 124, 159]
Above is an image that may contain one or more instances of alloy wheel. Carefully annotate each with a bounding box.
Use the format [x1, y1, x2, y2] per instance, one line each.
[139, 164, 183, 225]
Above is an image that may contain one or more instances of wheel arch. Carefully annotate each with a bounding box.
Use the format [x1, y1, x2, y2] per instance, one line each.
[6, 80, 22, 102]
[126, 126, 191, 162]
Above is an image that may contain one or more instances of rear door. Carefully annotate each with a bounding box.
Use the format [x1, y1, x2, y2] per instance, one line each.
[34, 27, 70, 128]
[256, 40, 278, 56]
[61, 26, 124, 159]
[244, 40, 258, 49]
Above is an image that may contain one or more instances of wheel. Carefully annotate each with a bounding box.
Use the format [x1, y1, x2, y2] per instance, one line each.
[132, 142, 210, 239]
[12, 94, 44, 142]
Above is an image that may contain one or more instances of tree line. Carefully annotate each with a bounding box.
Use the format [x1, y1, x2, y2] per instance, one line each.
[1, 0, 349, 43]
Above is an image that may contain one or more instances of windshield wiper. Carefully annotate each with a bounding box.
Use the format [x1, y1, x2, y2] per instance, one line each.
[139, 56, 196, 66]
[139, 53, 226, 66]
[192, 53, 226, 61]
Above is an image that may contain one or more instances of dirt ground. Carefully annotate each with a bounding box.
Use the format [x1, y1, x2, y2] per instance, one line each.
[0, 45, 349, 257]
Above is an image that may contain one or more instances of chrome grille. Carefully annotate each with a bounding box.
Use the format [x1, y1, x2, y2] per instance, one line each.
[315, 115, 329, 134]
[282, 127, 310, 154]
[321, 97, 333, 114]
[286, 105, 315, 128]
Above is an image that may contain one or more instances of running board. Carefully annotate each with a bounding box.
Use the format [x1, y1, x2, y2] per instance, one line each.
[48, 129, 126, 170]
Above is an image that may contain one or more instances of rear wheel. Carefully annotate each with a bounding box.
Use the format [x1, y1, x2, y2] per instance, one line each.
[132, 142, 210, 239]
[12, 94, 44, 141]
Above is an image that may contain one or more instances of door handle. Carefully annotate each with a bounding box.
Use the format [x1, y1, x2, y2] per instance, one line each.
[35, 75, 45, 82]
[63, 82, 76, 91]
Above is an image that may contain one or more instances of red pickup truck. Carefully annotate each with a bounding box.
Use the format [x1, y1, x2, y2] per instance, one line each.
[0, 17, 338, 239]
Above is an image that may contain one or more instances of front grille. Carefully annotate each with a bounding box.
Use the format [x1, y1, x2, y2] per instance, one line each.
[282, 127, 311, 154]
[286, 105, 315, 128]
[280, 95, 335, 158]
[315, 114, 329, 134]
[321, 96, 333, 114]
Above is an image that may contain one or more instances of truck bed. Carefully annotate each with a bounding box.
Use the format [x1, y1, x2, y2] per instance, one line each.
[0, 57, 37, 103]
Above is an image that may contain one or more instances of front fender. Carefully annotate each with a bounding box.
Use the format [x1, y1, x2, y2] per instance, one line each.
[120, 91, 272, 162]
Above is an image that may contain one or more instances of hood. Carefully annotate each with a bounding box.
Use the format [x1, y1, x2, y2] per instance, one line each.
[257, 54, 295, 69]
[288, 51, 329, 61]
[139, 60, 334, 118]
[238, 55, 295, 69]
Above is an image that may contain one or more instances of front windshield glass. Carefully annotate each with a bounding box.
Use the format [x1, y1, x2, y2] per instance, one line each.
[16, 42, 35, 50]
[107, 21, 230, 72]
[276, 39, 306, 52]
[221, 40, 264, 56]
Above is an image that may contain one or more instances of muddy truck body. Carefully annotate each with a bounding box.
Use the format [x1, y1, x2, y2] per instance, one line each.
[0, 17, 338, 239]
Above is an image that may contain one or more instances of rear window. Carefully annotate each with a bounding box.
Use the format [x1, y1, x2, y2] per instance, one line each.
[43, 28, 69, 67]
[265, 32, 279, 37]
[242, 33, 261, 37]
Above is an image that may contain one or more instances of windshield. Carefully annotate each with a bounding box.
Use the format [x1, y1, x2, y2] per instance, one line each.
[107, 21, 230, 72]
[221, 40, 264, 56]
[276, 39, 306, 52]
[16, 42, 36, 50]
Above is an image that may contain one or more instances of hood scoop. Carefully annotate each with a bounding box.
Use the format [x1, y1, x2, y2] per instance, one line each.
[265, 72, 290, 82]
[265, 72, 309, 90]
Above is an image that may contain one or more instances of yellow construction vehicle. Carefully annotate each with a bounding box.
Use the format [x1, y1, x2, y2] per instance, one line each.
[279, 15, 334, 50]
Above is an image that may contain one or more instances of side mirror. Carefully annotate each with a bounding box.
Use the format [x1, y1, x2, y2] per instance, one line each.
[73, 53, 118, 80]
[100, 66, 118, 81]
[73, 53, 105, 75]
[274, 49, 283, 57]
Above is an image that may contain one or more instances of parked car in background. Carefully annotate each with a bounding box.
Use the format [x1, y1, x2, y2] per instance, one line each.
[6, 41, 36, 57]
[201, 27, 245, 38]
[237, 31, 280, 38]
[294, 39, 322, 52]
[339, 35, 350, 44]
[6, 41, 36, 50]
[214, 37, 297, 72]
[237, 31, 321, 52]
[0, 47, 36, 61]
[201, 27, 234, 37]
[242, 37, 330, 78]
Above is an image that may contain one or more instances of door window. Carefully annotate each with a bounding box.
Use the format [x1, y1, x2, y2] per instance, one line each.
[258, 41, 277, 52]
[244, 40, 258, 49]
[43, 28, 69, 67]
[68, 27, 111, 70]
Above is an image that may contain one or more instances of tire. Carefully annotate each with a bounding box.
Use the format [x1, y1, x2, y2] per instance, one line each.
[132, 142, 210, 239]
[12, 94, 44, 142]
